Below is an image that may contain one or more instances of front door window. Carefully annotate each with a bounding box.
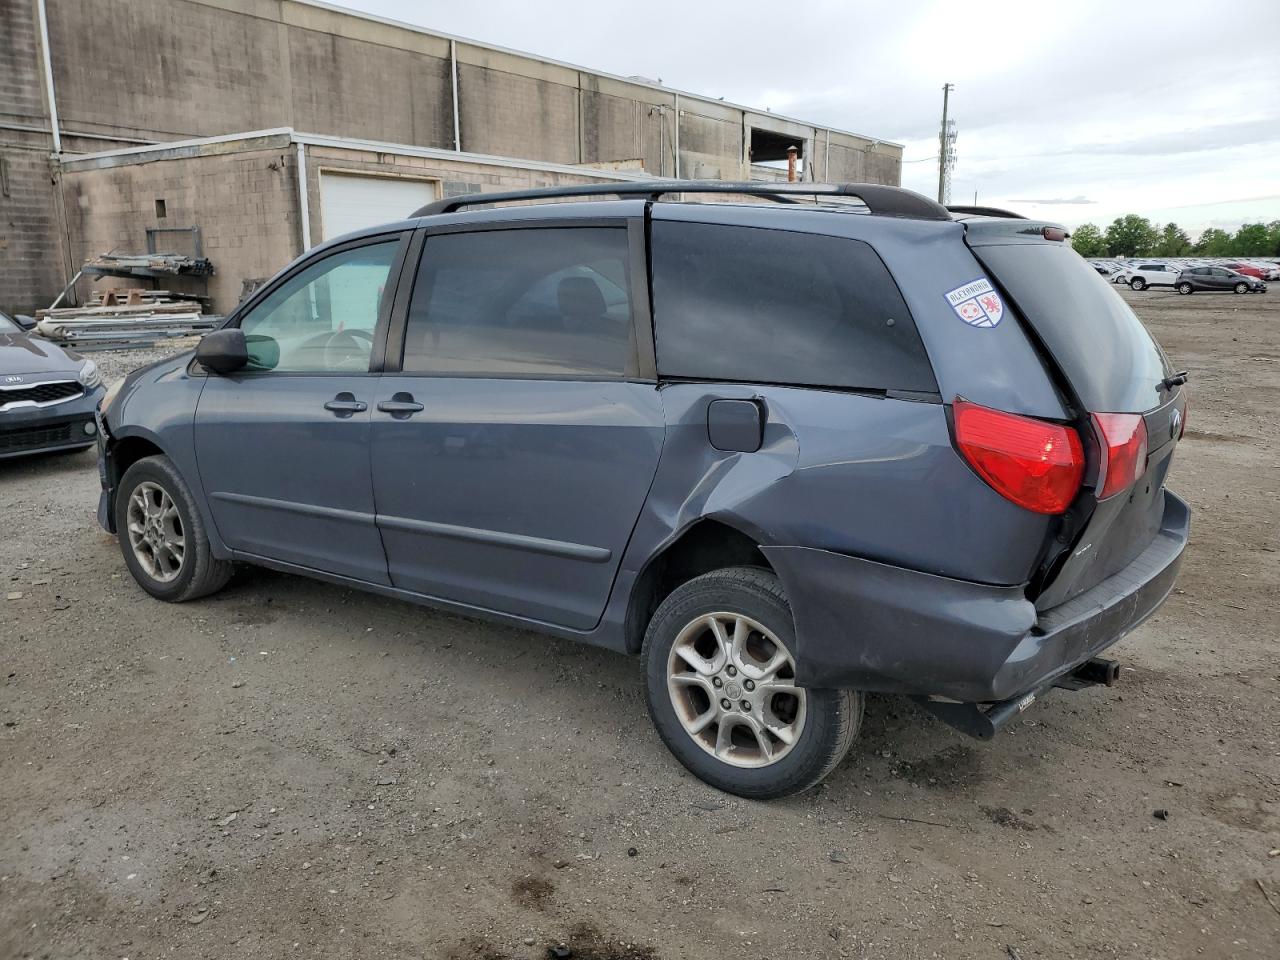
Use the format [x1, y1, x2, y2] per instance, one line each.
[239, 241, 400, 373]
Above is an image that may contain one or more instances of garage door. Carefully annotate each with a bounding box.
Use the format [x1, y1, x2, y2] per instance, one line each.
[319, 173, 437, 241]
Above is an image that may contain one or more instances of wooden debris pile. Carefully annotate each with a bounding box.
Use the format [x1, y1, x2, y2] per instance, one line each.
[34, 285, 219, 351]
[81, 252, 215, 279]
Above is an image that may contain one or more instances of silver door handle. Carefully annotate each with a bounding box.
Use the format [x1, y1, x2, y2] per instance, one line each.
[377, 395, 424, 416]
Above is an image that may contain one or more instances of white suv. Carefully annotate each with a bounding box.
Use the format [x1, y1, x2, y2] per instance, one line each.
[1122, 263, 1182, 290]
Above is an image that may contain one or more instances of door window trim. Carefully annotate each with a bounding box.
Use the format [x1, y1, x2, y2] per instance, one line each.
[203, 231, 413, 379]
[382, 219, 657, 383]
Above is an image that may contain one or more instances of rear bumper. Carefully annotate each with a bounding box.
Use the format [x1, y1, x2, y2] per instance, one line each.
[0, 386, 103, 460]
[763, 489, 1190, 703]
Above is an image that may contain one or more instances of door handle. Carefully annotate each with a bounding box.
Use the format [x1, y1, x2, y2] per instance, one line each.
[324, 393, 367, 416]
[377, 392, 424, 418]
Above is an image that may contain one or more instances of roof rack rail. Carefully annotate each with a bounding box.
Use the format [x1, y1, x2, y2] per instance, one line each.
[947, 204, 1027, 220]
[412, 180, 952, 222]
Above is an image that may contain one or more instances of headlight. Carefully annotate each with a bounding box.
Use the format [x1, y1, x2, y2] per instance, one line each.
[79, 359, 102, 389]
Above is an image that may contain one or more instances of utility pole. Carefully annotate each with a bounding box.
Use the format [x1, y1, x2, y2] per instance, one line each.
[937, 82, 956, 204]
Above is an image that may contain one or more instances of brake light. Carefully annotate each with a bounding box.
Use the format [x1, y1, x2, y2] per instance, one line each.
[1092, 413, 1148, 499]
[953, 399, 1084, 514]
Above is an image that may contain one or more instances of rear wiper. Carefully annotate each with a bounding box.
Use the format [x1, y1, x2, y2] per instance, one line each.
[1161, 370, 1189, 391]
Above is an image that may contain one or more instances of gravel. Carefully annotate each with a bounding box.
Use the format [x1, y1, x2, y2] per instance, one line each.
[2, 290, 1277, 959]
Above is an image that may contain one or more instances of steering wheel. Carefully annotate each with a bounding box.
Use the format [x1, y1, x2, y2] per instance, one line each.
[323, 328, 374, 370]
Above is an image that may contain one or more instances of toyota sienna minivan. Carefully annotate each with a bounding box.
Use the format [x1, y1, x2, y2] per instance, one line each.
[95, 181, 1190, 798]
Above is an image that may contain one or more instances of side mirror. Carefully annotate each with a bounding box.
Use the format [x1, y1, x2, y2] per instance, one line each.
[14, 314, 37, 331]
[196, 328, 249, 375]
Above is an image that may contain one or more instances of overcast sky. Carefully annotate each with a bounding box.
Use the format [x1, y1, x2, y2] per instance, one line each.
[335, 0, 1279, 236]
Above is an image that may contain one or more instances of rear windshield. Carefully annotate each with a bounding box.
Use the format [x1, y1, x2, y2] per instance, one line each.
[974, 243, 1170, 413]
[651, 221, 936, 393]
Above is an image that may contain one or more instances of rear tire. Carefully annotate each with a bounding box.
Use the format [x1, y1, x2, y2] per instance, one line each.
[1129, 278, 1146, 290]
[115, 455, 232, 602]
[1176, 282, 1193, 295]
[642, 566, 862, 799]
[1234, 282, 1248, 294]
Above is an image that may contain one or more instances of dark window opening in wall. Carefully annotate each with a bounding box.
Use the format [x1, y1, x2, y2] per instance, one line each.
[749, 128, 804, 179]
[0, 157, 9, 198]
[155, 199, 167, 219]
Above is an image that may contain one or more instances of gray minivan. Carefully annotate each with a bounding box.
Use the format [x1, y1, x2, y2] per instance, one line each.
[95, 182, 1189, 798]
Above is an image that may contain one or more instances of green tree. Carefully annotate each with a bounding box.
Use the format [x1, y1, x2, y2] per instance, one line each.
[1104, 215, 1157, 257]
[1070, 222, 1109, 257]
[1267, 221, 1280, 256]
[1232, 223, 1271, 256]
[1154, 222, 1191, 257]
[1193, 228, 1233, 256]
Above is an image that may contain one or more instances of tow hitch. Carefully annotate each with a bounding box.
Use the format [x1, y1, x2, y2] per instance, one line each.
[912, 657, 1122, 740]
[1054, 656, 1121, 690]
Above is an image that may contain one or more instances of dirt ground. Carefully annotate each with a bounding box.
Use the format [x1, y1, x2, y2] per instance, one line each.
[2, 289, 1277, 960]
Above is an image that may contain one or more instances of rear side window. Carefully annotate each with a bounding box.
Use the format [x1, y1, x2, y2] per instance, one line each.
[403, 227, 636, 378]
[650, 222, 936, 393]
[974, 243, 1170, 413]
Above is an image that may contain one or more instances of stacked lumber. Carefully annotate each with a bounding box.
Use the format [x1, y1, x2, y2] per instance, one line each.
[35, 307, 220, 350]
[85, 287, 208, 308]
[32, 252, 221, 350]
[35, 292, 217, 352]
[36, 299, 203, 320]
[81, 253, 215, 278]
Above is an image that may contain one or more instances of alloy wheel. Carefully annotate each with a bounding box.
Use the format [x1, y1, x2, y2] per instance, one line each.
[666, 611, 806, 768]
[126, 481, 185, 583]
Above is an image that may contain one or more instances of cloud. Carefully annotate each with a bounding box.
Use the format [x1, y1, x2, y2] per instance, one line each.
[1011, 196, 1096, 205]
[1068, 117, 1280, 158]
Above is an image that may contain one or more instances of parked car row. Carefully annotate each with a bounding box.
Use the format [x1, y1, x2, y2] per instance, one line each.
[1090, 256, 1275, 294]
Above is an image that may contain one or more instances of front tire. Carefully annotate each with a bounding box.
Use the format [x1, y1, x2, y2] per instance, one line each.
[1176, 282, 1193, 295]
[642, 567, 862, 799]
[115, 455, 232, 602]
[1234, 282, 1249, 294]
[1129, 278, 1146, 290]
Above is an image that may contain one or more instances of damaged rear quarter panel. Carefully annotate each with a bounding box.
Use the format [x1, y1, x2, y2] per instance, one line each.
[605, 382, 1050, 656]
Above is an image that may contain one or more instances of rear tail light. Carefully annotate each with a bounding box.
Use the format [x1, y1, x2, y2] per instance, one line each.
[953, 399, 1084, 514]
[1092, 412, 1148, 499]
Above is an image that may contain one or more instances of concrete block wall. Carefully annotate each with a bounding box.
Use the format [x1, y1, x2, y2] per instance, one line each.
[60, 142, 302, 312]
[6, 0, 903, 311]
[287, 29, 454, 148]
[39, 0, 900, 179]
[0, 0, 46, 125]
[0, 0, 62, 314]
[0, 139, 64, 316]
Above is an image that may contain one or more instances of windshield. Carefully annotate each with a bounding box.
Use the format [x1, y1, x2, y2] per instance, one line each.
[0, 312, 19, 333]
[975, 243, 1171, 413]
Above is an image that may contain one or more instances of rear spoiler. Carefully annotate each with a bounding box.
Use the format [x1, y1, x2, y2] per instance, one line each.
[947, 204, 1026, 220]
[956, 217, 1071, 246]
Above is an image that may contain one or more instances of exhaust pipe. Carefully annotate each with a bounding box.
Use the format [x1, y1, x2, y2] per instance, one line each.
[1069, 657, 1121, 687]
